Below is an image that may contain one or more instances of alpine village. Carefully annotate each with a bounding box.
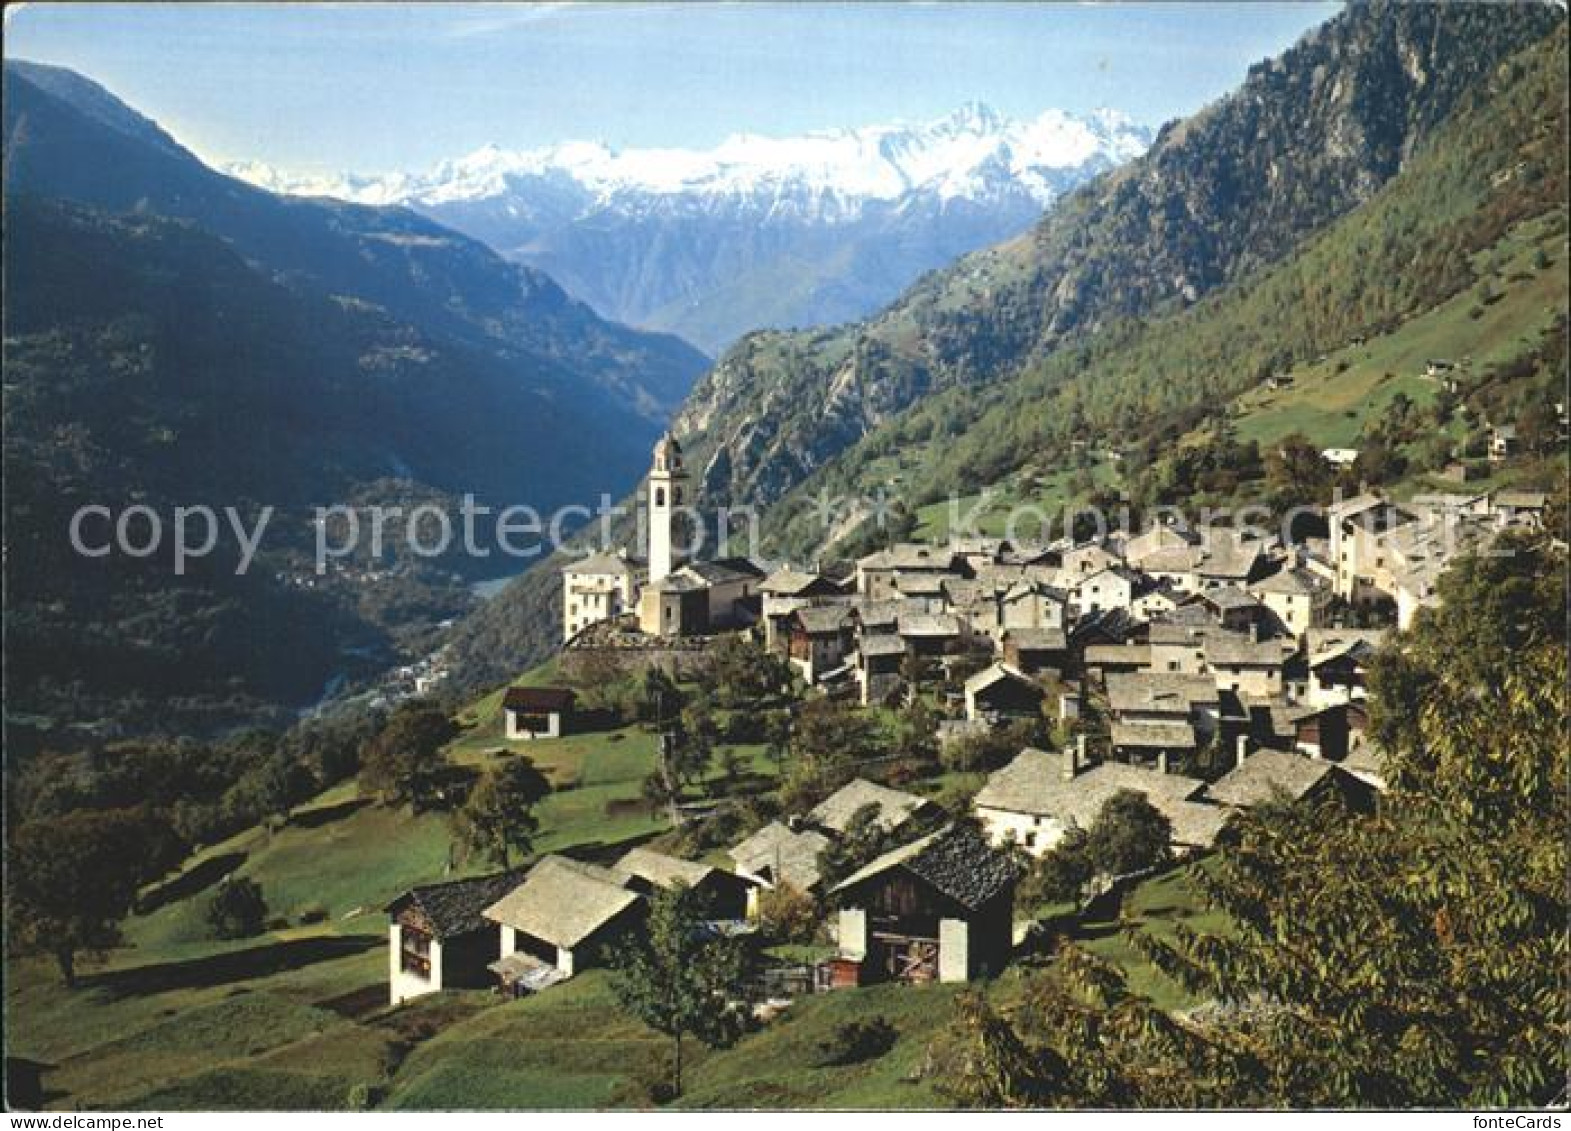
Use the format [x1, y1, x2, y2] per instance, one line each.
[4, 1, 1569, 1113]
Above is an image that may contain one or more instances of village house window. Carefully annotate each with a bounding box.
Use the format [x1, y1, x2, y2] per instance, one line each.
[400, 926, 432, 979]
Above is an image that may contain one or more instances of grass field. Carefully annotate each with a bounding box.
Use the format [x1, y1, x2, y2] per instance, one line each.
[913, 458, 1122, 541]
[7, 642, 1229, 1111]
[1227, 213, 1565, 453]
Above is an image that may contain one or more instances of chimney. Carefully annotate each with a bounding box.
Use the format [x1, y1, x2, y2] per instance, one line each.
[1235, 733, 1250, 769]
[1062, 735, 1086, 781]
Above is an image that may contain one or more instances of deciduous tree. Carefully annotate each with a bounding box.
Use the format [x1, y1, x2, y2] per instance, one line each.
[610, 883, 750, 1098]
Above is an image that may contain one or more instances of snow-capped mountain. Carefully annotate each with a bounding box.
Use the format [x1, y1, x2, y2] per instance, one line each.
[234, 103, 1151, 353]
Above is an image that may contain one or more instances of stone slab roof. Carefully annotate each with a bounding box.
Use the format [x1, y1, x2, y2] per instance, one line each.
[729, 821, 830, 891]
[832, 824, 1018, 911]
[483, 856, 641, 949]
[809, 778, 929, 835]
[387, 869, 528, 940]
[1107, 672, 1219, 714]
[973, 748, 1206, 831]
[1206, 749, 1336, 809]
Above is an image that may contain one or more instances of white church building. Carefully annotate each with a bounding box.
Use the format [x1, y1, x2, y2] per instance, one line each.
[560, 434, 763, 643]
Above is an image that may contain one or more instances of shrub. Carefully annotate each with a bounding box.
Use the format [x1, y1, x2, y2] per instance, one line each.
[296, 902, 329, 925]
[206, 876, 268, 939]
[756, 882, 819, 944]
[815, 1015, 898, 1066]
[346, 1082, 382, 1111]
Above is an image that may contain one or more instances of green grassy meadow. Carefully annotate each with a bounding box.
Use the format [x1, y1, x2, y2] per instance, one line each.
[5, 640, 1229, 1111]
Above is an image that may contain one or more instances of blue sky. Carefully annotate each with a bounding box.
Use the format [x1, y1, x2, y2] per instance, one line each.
[4, 2, 1341, 174]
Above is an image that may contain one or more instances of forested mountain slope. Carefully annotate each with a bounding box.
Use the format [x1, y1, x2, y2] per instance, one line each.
[439, 3, 1566, 693]
[1, 64, 710, 735]
[671, 1, 1561, 517]
[760, 17, 1568, 556]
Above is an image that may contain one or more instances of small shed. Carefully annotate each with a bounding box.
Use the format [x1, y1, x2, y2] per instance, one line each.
[613, 846, 756, 921]
[831, 824, 1018, 985]
[963, 662, 1046, 723]
[503, 686, 576, 740]
[483, 856, 644, 980]
[386, 869, 525, 1005]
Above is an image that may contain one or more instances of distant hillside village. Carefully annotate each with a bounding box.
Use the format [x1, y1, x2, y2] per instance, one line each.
[380, 437, 1548, 1009]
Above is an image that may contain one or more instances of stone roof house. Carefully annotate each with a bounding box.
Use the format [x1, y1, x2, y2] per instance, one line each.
[833, 824, 1019, 984]
[614, 846, 754, 921]
[963, 662, 1046, 724]
[387, 870, 526, 1005]
[729, 821, 831, 895]
[809, 778, 933, 836]
[972, 746, 1225, 857]
[483, 856, 644, 980]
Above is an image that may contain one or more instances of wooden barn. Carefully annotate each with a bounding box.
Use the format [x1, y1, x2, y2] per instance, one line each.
[386, 870, 525, 1005]
[830, 824, 1018, 985]
[503, 686, 576, 740]
[483, 856, 645, 983]
[613, 846, 756, 921]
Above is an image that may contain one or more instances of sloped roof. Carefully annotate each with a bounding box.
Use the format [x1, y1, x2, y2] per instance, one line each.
[1107, 672, 1219, 714]
[483, 856, 640, 948]
[503, 686, 576, 714]
[1251, 567, 1319, 596]
[1003, 626, 1068, 652]
[859, 633, 907, 658]
[1148, 621, 1214, 646]
[1167, 801, 1232, 849]
[1002, 578, 1069, 604]
[760, 567, 832, 596]
[1140, 545, 1203, 574]
[1156, 603, 1217, 628]
[1305, 628, 1388, 668]
[1111, 721, 1198, 750]
[1083, 643, 1151, 667]
[1204, 634, 1290, 669]
[564, 550, 635, 577]
[1205, 585, 1261, 612]
[614, 846, 715, 891]
[649, 571, 709, 593]
[1494, 489, 1547, 509]
[388, 869, 528, 939]
[680, 559, 755, 586]
[973, 749, 1208, 835]
[964, 662, 1039, 697]
[850, 598, 922, 627]
[832, 824, 1018, 911]
[894, 572, 948, 595]
[809, 778, 929, 834]
[942, 578, 996, 606]
[859, 544, 957, 571]
[897, 612, 961, 638]
[729, 821, 829, 891]
[1193, 538, 1261, 579]
[794, 606, 850, 634]
[1206, 749, 1336, 808]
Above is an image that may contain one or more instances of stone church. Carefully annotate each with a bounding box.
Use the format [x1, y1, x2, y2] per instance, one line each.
[560, 434, 763, 643]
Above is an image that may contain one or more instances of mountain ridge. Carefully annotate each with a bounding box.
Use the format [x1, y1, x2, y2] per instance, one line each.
[229, 103, 1152, 352]
[1, 61, 710, 734]
[669, 0, 1564, 518]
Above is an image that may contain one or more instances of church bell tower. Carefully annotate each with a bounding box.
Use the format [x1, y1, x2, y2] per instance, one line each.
[647, 433, 689, 583]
